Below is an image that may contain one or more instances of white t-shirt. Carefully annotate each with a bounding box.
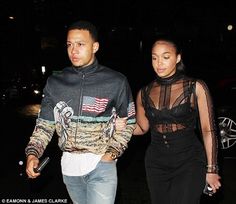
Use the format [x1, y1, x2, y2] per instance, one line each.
[61, 152, 103, 176]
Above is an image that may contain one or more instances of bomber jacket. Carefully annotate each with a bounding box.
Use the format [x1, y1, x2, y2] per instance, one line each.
[25, 59, 136, 159]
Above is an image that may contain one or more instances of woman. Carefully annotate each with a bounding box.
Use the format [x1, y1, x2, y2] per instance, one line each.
[117, 35, 221, 203]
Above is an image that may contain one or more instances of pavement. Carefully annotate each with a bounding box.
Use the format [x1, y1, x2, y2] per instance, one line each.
[0, 103, 236, 204]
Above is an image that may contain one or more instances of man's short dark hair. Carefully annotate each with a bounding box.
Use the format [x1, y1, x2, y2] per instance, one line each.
[67, 20, 98, 42]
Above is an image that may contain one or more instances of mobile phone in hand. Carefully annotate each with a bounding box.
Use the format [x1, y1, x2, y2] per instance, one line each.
[34, 157, 50, 173]
[203, 183, 213, 196]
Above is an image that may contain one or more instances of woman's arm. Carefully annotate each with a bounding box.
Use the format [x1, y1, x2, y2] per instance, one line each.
[196, 80, 221, 193]
[134, 90, 149, 135]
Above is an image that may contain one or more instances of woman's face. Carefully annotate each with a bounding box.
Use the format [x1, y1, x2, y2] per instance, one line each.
[151, 40, 181, 78]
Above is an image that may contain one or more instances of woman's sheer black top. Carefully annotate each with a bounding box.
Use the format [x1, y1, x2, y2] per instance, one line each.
[141, 71, 218, 169]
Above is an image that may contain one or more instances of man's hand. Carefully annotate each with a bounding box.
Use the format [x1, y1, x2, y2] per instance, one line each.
[26, 155, 40, 179]
[101, 153, 115, 162]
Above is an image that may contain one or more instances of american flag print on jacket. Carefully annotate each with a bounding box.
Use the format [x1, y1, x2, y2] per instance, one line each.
[82, 96, 109, 113]
[25, 59, 136, 159]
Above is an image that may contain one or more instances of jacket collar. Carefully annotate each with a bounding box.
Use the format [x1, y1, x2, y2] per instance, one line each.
[72, 58, 99, 75]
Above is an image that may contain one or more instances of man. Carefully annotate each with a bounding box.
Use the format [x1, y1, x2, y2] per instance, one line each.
[25, 20, 136, 204]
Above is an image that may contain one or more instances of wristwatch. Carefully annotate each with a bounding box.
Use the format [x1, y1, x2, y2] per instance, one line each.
[107, 152, 117, 160]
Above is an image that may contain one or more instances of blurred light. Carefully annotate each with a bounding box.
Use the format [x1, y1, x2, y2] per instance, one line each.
[34, 89, 40, 95]
[9, 16, 15, 20]
[139, 40, 143, 51]
[41, 66, 46, 74]
[19, 161, 23, 165]
[227, 24, 233, 31]
[18, 104, 41, 117]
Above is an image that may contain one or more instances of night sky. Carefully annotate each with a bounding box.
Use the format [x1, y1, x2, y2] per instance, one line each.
[0, 0, 235, 85]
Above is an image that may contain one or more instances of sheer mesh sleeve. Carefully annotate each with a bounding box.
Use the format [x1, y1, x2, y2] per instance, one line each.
[195, 80, 219, 173]
[141, 76, 219, 173]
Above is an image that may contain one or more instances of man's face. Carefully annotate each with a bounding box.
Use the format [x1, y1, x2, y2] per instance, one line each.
[66, 29, 99, 67]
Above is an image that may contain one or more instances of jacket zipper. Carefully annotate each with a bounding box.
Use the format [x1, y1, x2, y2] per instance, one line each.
[75, 73, 85, 143]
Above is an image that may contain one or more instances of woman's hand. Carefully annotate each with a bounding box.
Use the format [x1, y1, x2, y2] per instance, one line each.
[115, 117, 127, 131]
[206, 173, 221, 194]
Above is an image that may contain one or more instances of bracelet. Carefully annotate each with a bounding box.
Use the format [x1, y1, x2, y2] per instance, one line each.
[206, 164, 218, 167]
[206, 164, 219, 173]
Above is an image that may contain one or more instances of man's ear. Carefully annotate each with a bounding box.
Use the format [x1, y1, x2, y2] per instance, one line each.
[93, 42, 99, 53]
[176, 54, 181, 64]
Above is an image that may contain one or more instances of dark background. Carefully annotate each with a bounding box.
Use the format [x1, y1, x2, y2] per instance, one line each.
[0, 0, 236, 203]
[1, 0, 236, 89]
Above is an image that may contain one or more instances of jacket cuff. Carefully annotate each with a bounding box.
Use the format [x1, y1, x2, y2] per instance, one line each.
[25, 148, 39, 158]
